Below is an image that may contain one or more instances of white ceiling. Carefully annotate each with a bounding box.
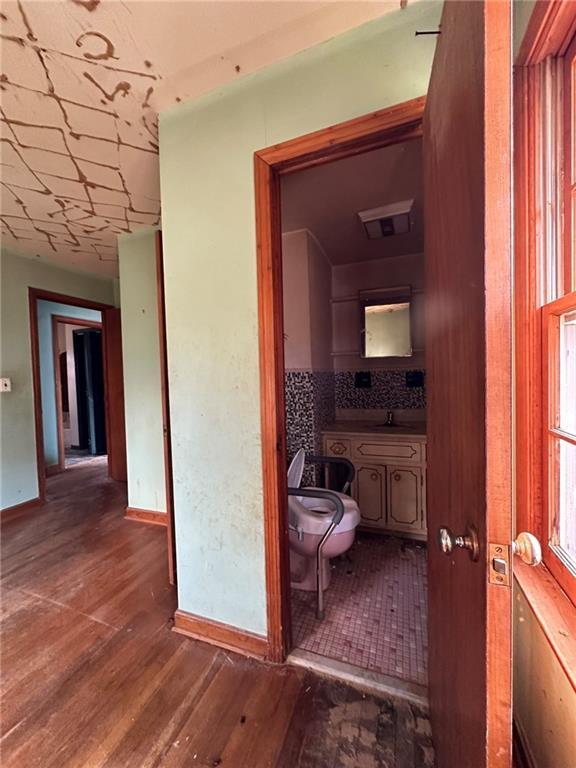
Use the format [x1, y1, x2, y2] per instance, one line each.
[281, 138, 423, 265]
[0, 0, 406, 277]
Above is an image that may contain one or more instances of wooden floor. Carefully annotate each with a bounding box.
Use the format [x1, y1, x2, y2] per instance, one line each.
[1, 461, 434, 767]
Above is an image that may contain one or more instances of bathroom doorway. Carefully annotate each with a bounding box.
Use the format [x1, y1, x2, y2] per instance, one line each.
[255, 1, 514, 752]
[279, 137, 428, 697]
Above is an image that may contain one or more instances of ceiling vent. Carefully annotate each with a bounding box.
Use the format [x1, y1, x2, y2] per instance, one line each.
[358, 199, 414, 240]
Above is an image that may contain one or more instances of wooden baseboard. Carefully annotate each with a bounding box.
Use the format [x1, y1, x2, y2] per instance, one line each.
[1, 497, 42, 522]
[45, 464, 62, 477]
[513, 718, 536, 768]
[173, 609, 269, 659]
[124, 507, 168, 526]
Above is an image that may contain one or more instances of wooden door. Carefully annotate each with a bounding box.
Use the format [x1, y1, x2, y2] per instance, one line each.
[103, 308, 127, 482]
[424, 2, 512, 767]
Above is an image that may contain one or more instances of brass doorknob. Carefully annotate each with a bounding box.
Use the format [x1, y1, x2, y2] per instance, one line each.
[513, 532, 542, 566]
[438, 525, 480, 562]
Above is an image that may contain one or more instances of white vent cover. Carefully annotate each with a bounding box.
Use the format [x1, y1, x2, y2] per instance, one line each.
[358, 199, 414, 239]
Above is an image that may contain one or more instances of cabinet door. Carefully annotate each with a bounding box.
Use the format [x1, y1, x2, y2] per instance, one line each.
[386, 466, 424, 533]
[355, 464, 386, 527]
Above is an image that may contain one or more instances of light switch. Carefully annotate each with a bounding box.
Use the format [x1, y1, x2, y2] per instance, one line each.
[0, 378, 12, 392]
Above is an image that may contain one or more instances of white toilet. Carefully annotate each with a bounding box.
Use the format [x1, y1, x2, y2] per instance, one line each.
[287, 449, 361, 592]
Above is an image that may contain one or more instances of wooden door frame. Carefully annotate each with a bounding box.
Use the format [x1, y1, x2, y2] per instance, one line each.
[29, 288, 116, 502]
[51, 315, 103, 473]
[154, 231, 177, 585]
[254, 97, 425, 662]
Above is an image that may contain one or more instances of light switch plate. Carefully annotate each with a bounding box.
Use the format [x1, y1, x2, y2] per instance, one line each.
[0, 378, 12, 392]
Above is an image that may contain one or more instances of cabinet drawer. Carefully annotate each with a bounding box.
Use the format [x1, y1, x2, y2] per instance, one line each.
[324, 437, 351, 459]
[352, 439, 423, 465]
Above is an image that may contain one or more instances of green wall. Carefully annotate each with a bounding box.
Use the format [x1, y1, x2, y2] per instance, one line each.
[159, 2, 441, 635]
[118, 230, 166, 515]
[0, 249, 115, 509]
[37, 300, 101, 468]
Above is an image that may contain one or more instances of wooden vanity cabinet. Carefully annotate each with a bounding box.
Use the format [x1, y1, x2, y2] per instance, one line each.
[323, 429, 427, 540]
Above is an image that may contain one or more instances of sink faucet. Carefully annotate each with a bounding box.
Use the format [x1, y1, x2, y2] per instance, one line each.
[385, 410, 395, 426]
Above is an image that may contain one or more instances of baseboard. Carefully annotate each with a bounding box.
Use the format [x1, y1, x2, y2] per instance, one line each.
[1, 497, 42, 521]
[173, 609, 269, 659]
[513, 717, 536, 768]
[124, 507, 167, 526]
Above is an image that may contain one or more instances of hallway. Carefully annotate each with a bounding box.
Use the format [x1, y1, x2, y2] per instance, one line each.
[0, 462, 433, 768]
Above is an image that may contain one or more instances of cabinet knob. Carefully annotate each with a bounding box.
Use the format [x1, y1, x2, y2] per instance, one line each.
[371, 472, 379, 481]
[393, 472, 402, 482]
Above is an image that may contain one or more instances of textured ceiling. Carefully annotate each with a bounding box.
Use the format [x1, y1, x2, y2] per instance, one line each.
[0, 0, 404, 277]
[281, 139, 423, 265]
[1, 0, 166, 276]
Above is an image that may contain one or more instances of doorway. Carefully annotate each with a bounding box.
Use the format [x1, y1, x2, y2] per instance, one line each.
[29, 288, 127, 502]
[51, 316, 107, 471]
[280, 138, 427, 695]
[254, 97, 426, 665]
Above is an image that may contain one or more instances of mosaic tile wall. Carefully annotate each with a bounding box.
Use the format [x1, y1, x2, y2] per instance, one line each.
[334, 370, 426, 410]
[285, 369, 425, 482]
[285, 371, 335, 485]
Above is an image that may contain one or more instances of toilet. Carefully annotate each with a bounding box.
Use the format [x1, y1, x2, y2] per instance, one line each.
[287, 449, 361, 591]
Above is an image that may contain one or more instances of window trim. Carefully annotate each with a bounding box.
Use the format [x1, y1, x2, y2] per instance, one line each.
[541, 290, 576, 604]
[515, 1, 576, 610]
[563, 33, 576, 293]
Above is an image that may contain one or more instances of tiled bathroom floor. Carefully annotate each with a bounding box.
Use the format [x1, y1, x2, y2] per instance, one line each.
[291, 533, 428, 686]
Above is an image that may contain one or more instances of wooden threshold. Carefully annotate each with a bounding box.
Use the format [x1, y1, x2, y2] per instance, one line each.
[173, 609, 268, 660]
[125, 507, 168, 527]
[287, 648, 428, 709]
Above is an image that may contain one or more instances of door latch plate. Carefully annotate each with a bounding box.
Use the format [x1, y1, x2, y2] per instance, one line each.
[488, 543, 510, 586]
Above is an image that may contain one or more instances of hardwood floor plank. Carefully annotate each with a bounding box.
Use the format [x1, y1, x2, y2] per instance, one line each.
[0, 461, 433, 768]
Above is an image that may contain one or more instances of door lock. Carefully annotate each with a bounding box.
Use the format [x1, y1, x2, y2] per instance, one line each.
[437, 525, 480, 562]
[489, 532, 542, 586]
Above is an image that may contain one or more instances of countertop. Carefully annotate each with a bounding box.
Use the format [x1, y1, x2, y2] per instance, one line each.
[322, 421, 427, 438]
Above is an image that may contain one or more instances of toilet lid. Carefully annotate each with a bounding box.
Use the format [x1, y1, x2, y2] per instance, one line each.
[287, 448, 306, 500]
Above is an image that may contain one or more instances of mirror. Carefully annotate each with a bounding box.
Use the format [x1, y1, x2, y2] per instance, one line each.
[362, 300, 412, 358]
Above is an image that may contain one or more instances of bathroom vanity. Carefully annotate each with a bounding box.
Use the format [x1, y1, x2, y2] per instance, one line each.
[322, 422, 427, 540]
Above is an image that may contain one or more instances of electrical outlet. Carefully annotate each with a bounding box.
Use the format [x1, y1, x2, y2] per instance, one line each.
[0, 378, 12, 392]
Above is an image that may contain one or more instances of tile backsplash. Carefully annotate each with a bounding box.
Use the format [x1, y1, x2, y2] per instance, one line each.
[285, 369, 425, 481]
[334, 370, 426, 410]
